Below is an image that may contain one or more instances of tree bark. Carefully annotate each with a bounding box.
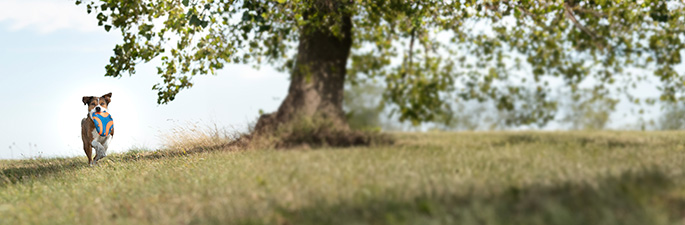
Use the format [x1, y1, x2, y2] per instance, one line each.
[254, 1, 353, 134]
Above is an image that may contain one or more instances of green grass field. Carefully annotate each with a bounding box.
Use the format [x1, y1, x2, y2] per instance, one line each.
[2, 131, 685, 224]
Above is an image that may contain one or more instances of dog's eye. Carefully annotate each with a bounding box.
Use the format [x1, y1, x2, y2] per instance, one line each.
[100, 103, 105, 106]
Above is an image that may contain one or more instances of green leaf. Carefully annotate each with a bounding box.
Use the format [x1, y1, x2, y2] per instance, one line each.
[242, 11, 251, 22]
[514, 7, 521, 18]
[189, 15, 201, 26]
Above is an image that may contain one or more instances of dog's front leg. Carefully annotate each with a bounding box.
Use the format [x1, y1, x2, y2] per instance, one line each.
[91, 140, 106, 164]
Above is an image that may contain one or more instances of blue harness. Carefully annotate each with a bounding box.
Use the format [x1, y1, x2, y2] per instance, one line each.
[91, 112, 114, 137]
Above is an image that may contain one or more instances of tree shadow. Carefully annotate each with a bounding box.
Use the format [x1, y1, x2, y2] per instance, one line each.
[0, 158, 87, 186]
[0, 140, 245, 187]
[116, 143, 241, 162]
[492, 133, 651, 149]
[271, 168, 681, 225]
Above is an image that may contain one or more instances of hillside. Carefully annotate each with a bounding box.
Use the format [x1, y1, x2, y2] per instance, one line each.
[2, 131, 685, 224]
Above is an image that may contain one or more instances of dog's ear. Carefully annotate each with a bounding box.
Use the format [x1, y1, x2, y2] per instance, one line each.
[102, 92, 112, 104]
[82, 96, 92, 105]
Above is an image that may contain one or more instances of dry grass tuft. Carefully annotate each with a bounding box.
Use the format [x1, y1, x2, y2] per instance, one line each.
[160, 122, 245, 152]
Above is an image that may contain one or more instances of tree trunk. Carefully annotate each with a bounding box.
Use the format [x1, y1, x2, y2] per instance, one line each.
[254, 2, 353, 134]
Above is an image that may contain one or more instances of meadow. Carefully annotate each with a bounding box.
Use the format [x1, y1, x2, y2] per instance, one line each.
[1, 131, 685, 224]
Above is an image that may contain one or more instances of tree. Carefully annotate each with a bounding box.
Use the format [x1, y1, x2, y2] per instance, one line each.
[659, 102, 685, 130]
[561, 88, 618, 130]
[76, 0, 685, 142]
[343, 82, 386, 131]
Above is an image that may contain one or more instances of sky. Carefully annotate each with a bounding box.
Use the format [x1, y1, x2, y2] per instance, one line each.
[0, 0, 680, 160]
[0, 0, 289, 159]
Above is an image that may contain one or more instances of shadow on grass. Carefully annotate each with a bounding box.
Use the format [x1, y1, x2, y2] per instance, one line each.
[0, 158, 87, 186]
[117, 142, 241, 162]
[269, 168, 681, 225]
[0, 143, 236, 187]
[492, 133, 652, 149]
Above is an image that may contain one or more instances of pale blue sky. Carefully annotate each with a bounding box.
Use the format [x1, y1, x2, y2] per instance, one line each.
[0, 0, 289, 159]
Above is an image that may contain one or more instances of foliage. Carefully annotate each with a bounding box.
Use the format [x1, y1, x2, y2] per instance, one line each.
[561, 88, 618, 130]
[343, 82, 385, 130]
[75, 0, 685, 126]
[659, 102, 685, 130]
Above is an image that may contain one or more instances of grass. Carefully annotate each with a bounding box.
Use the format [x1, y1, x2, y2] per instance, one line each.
[2, 131, 685, 224]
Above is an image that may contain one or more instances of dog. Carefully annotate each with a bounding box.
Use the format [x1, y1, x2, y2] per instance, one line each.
[81, 92, 114, 165]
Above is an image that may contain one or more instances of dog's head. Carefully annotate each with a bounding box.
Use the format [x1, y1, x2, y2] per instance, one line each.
[82, 92, 112, 116]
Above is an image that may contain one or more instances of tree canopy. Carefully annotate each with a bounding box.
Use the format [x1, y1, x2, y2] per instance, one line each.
[76, 0, 685, 127]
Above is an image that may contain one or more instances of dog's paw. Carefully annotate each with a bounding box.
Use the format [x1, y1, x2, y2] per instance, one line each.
[95, 148, 105, 158]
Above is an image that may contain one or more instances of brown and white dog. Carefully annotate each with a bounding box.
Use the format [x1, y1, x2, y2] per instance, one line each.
[81, 92, 114, 165]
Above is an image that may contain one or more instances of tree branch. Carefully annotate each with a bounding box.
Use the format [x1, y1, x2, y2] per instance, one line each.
[402, 27, 416, 79]
[503, 2, 560, 31]
[563, 2, 598, 40]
